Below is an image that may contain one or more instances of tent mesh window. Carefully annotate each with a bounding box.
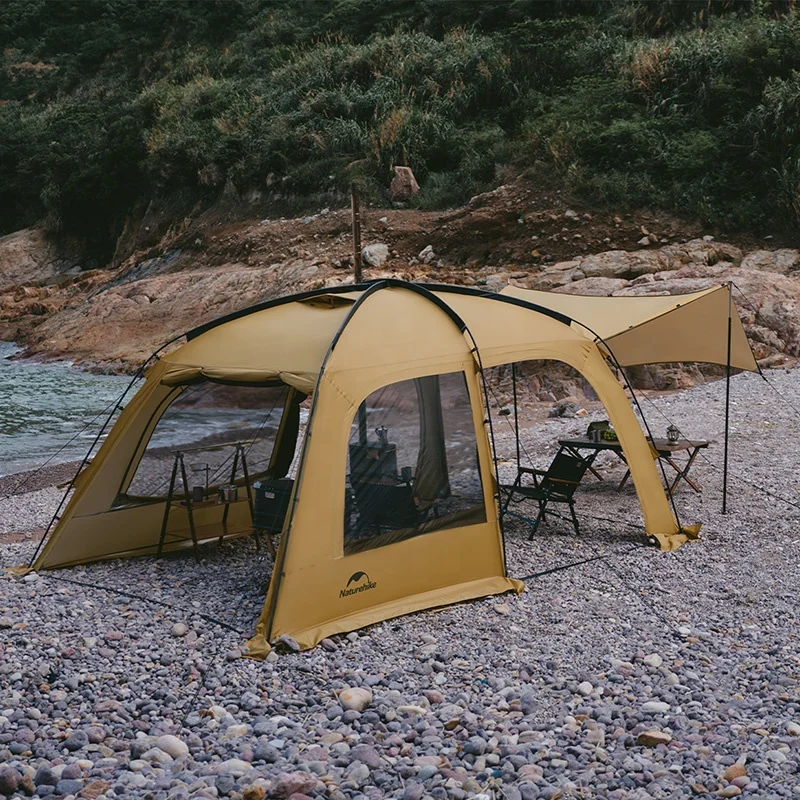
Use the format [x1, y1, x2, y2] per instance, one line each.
[122, 382, 296, 501]
[344, 371, 486, 555]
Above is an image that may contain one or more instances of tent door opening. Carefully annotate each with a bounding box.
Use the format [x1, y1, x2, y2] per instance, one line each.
[119, 381, 306, 556]
[343, 371, 488, 556]
[490, 360, 605, 539]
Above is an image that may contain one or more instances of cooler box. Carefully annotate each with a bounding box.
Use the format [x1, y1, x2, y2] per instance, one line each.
[252, 478, 294, 533]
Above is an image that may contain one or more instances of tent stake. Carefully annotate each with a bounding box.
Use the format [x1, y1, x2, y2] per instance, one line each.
[722, 281, 733, 515]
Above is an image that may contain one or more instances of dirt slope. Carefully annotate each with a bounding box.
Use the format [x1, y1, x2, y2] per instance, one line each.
[0, 174, 796, 375]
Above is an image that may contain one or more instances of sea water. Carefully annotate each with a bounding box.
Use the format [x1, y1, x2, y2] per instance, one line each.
[0, 342, 308, 478]
[0, 342, 132, 476]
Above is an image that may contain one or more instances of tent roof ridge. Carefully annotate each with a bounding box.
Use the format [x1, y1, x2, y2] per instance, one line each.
[184, 280, 578, 344]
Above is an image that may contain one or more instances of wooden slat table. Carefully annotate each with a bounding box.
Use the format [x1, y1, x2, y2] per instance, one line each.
[558, 436, 711, 498]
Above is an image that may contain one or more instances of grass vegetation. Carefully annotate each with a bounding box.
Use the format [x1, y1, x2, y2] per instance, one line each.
[2, 0, 800, 258]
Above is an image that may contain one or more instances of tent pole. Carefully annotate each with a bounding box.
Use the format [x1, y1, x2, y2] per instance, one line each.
[357, 402, 368, 446]
[722, 281, 733, 515]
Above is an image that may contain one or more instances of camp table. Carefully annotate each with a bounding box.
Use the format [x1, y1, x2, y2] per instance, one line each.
[156, 441, 275, 560]
[557, 435, 710, 498]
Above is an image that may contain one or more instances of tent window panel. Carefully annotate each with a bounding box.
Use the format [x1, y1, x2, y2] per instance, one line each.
[123, 383, 299, 501]
[344, 371, 486, 555]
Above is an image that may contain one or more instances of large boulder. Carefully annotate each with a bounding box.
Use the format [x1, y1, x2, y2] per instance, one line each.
[579, 249, 667, 279]
[389, 166, 420, 201]
[0, 228, 72, 291]
[557, 277, 628, 296]
[529, 260, 583, 290]
[740, 248, 800, 274]
[362, 243, 389, 267]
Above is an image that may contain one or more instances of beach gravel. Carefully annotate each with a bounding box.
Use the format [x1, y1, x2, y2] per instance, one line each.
[1, 369, 800, 797]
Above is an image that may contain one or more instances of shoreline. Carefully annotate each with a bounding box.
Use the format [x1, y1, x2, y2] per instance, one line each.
[2, 337, 135, 377]
[0, 460, 80, 497]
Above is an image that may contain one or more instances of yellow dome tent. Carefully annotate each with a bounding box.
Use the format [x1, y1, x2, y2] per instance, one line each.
[27, 281, 699, 654]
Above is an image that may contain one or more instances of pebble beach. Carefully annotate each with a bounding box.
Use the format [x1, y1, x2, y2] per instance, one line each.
[1, 368, 800, 799]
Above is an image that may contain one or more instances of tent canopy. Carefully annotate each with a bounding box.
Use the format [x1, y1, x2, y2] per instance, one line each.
[29, 281, 700, 654]
[501, 284, 757, 372]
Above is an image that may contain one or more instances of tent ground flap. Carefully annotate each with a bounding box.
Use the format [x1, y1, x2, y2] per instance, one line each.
[651, 523, 702, 552]
[245, 575, 525, 656]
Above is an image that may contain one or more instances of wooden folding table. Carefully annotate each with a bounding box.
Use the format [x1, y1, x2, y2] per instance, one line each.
[557, 435, 710, 498]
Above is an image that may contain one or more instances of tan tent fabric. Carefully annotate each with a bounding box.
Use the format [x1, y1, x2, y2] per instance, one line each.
[30, 281, 699, 654]
[501, 284, 757, 371]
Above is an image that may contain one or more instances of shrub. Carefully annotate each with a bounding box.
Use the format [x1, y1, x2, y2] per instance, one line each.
[3, 0, 800, 257]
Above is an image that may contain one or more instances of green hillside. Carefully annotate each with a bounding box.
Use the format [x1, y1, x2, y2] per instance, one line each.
[2, 0, 799, 260]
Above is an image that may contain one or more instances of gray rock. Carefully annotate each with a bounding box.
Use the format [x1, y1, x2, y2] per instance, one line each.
[215, 773, 236, 795]
[130, 738, 157, 759]
[519, 783, 541, 800]
[157, 734, 189, 758]
[641, 701, 670, 714]
[548, 399, 580, 418]
[86, 725, 106, 744]
[34, 766, 58, 787]
[276, 634, 300, 653]
[61, 763, 82, 780]
[349, 744, 381, 769]
[417, 765, 438, 781]
[64, 729, 89, 751]
[345, 761, 370, 786]
[418, 245, 435, 264]
[463, 736, 487, 756]
[254, 742, 279, 763]
[362, 243, 390, 268]
[55, 779, 83, 796]
[0, 767, 19, 797]
[403, 783, 425, 800]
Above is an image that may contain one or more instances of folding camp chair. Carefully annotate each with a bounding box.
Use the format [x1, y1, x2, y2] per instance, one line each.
[501, 448, 597, 538]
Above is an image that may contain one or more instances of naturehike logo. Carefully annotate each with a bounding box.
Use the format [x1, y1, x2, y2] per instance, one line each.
[339, 571, 377, 598]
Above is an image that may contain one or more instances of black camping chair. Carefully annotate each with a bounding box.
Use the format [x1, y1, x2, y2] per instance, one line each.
[501, 448, 597, 538]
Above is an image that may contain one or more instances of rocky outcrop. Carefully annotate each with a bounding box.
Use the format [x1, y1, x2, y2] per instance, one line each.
[0, 275, 107, 343]
[0, 228, 77, 292]
[510, 238, 800, 369]
[2, 197, 800, 384]
[519, 238, 752, 290]
[19, 260, 338, 369]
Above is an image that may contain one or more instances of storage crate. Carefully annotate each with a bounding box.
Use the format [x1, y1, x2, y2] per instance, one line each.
[252, 478, 294, 533]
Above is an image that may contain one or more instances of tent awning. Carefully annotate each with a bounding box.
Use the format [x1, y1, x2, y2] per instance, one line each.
[501, 284, 758, 371]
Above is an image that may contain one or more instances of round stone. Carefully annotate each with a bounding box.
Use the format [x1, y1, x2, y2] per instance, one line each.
[156, 734, 189, 759]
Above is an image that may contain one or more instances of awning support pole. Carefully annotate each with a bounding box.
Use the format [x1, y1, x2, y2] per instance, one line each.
[512, 362, 520, 469]
[722, 281, 733, 515]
